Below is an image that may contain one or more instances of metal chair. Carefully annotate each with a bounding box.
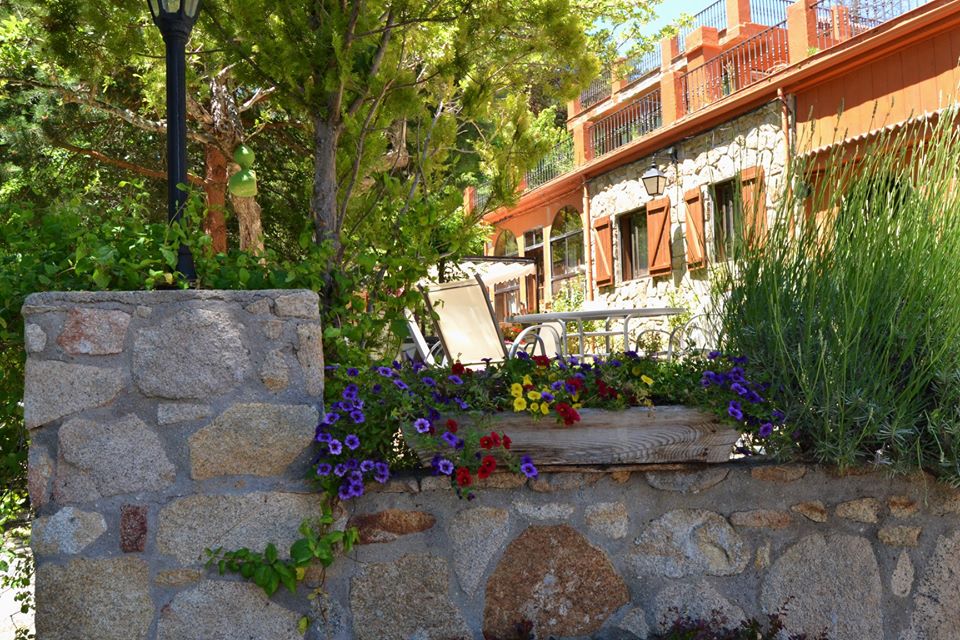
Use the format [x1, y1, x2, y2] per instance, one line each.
[667, 313, 720, 359]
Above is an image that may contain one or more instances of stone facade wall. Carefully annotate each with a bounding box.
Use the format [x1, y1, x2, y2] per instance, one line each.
[23, 290, 324, 640]
[24, 291, 960, 640]
[587, 101, 787, 326]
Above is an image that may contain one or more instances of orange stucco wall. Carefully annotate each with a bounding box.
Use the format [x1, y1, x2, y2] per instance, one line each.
[797, 25, 960, 151]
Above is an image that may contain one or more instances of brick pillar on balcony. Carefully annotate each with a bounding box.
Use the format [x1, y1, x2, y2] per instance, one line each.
[661, 36, 678, 70]
[726, 0, 753, 40]
[661, 69, 682, 124]
[566, 98, 580, 120]
[464, 186, 476, 215]
[685, 26, 722, 70]
[788, 0, 818, 63]
[573, 122, 593, 165]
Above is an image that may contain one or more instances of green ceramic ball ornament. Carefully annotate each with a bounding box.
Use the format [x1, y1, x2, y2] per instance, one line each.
[233, 144, 255, 169]
[228, 168, 258, 197]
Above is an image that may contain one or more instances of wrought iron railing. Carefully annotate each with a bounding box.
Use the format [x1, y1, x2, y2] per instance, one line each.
[749, 0, 794, 25]
[679, 21, 789, 116]
[677, 0, 728, 54]
[813, 0, 933, 53]
[525, 136, 574, 191]
[472, 184, 491, 211]
[579, 69, 612, 110]
[590, 90, 662, 158]
[625, 48, 662, 85]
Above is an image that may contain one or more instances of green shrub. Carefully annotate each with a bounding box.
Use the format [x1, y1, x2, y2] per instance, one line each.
[714, 112, 960, 482]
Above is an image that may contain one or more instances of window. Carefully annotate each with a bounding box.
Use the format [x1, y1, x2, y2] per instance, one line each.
[550, 208, 584, 296]
[524, 228, 544, 249]
[619, 208, 648, 281]
[492, 231, 520, 322]
[493, 230, 518, 257]
[712, 179, 741, 261]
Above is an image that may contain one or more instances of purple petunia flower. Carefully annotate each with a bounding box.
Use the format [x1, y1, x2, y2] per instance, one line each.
[520, 455, 538, 478]
[731, 382, 748, 396]
[360, 460, 375, 473]
[758, 422, 774, 438]
[346, 367, 359, 377]
[350, 410, 365, 424]
[333, 463, 348, 477]
[422, 376, 437, 387]
[324, 365, 340, 371]
[745, 391, 764, 404]
[448, 375, 463, 385]
[349, 481, 365, 498]
[345, 458, 359, 470]
[516, 351, 531, 360]
[372, 384, 383, 394]
[414, 418, 431, 434]
[441, 431, 459, 448]
[540, 391, 554, 402]
[610, 359, 622, 367]
[436, 458, 455, 475]
[393, 378, 409, 391]
[315, 430, 332, 444]
[376, 366, 394, 377]
[373, 462, 390, 483]
[324, 412, 340, 425]
[728, 401, 744, 421]
[344, 434, 360, 450]
[772, 409, 786, 421]
[328, 439, 343, 455]
[708, 350, 722, 360]
[338, 484, 352, 500]
[551, 380, 565, 391]
[349, 469, 363, 482]
[700, 377, 712, 388]
[625, 350, 639, 359]
[342, 384, 359, 401]
[564, 382, 578, 394]
[392, 360, 402, 370]
[731, 355, 749, 365]
[454, 398, 469, 410]
[316, 463, 332, 476]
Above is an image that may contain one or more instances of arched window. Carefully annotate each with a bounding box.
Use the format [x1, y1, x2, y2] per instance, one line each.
[493, 230, 518, 257]
[550, 207, 584, 296]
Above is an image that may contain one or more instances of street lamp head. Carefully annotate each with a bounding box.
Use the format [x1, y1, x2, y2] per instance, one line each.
[642, 163, 667, 197]
[148, 0, 202, 35]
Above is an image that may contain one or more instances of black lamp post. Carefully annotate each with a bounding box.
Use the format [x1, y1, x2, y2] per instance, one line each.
[148, 0, 201, 282]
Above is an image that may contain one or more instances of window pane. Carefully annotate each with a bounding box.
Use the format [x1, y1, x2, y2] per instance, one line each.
[632, 214, 648, 275]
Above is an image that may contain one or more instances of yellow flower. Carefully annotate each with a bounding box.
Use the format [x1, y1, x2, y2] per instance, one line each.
[641, 375, 654, 386]
[530, 402, 540, 412]
[510, 383, 523, 398]
[573, 403, 582, 409]
[522, 374, 532, 386]
[513, 397, 527, 412]
[540, 402, 550, 415]
[631, 366, 642, 375]
[527, 390, 541, 401]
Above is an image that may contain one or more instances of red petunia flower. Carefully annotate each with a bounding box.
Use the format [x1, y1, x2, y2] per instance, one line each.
[532, 355, 551, 368]
[455, 467, 473, 487]
[478, 455, 497, 479]
[502, 434, 512, 450]
[451, 362, 466, 375]
[446, 418, 459, 433]
[490, 431, 502, 447]
[480, 436, 494, 449]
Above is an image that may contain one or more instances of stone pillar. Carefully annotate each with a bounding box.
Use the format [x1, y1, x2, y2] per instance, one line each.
[23, 290, 323, 640]
[788, 0, 818, 63]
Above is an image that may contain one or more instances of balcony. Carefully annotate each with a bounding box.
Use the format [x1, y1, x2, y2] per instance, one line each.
[590, 90, 663, 158]
[812, 0, 933, 51]
[526, 136, 575, 191]
[578, 70, 613, 111]
[677, 0, 728, 54]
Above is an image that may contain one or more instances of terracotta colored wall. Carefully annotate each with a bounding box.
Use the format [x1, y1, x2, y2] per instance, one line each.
[797, 25, 960, 151]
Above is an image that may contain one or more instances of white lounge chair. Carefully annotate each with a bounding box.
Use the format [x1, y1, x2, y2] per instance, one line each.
[420, 275, 560, 365]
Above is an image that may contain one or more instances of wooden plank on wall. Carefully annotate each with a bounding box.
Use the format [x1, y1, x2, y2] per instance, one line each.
[406, 406, 738, 466]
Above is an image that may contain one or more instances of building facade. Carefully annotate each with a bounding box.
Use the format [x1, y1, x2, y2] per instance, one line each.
[472, 0, 960, 322]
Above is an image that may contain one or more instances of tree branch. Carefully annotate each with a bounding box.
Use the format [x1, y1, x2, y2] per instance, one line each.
[239, 86, 277, 112]
[51, 140, 204, 186]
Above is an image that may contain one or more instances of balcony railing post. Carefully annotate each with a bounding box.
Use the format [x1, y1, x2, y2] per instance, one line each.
[787, 0, 817, 62]
[661, 36, 677, 70]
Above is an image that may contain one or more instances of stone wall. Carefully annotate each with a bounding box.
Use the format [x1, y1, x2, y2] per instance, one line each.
[587, 101, 787, 323]
[24, 291, 960, 640]
[23, 290, 324, 640]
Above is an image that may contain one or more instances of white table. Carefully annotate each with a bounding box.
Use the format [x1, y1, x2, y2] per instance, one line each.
[509, 307, 686, 357]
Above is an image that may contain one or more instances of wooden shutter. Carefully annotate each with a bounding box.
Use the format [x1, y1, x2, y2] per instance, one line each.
[646, 196, 672, 275]
[741, 166, 767, 246]
[592, 216, 614, 287]
[684, 188, 706, 270]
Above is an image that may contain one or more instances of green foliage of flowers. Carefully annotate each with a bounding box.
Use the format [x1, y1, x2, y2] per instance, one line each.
[714, 111, 960, 481]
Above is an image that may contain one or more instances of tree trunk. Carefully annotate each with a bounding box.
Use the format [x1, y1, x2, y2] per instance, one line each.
[311, 115, 341, 254]
[203, 145, 229, 253]
[229, 163, 265, 254]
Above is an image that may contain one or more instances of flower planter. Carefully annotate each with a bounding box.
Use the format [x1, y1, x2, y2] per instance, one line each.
[407, 405, 738, 467]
